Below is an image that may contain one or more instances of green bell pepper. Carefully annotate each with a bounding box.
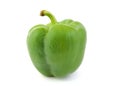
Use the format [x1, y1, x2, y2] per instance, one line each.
[27, 10, 86, 77]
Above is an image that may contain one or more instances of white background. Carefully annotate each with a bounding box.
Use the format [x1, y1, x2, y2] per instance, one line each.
[0, 0, 120, 86]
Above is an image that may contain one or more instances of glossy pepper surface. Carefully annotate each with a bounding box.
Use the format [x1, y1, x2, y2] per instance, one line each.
[27, 10, 87, 77]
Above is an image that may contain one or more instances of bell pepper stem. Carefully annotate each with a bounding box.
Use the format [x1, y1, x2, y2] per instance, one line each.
[40, 10, 57, 24]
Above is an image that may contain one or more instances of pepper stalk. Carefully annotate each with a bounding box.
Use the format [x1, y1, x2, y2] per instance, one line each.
[40, 10, 57, 24]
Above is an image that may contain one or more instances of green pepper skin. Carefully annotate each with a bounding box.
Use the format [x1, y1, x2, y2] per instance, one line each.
[27, 10, 86, 77]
